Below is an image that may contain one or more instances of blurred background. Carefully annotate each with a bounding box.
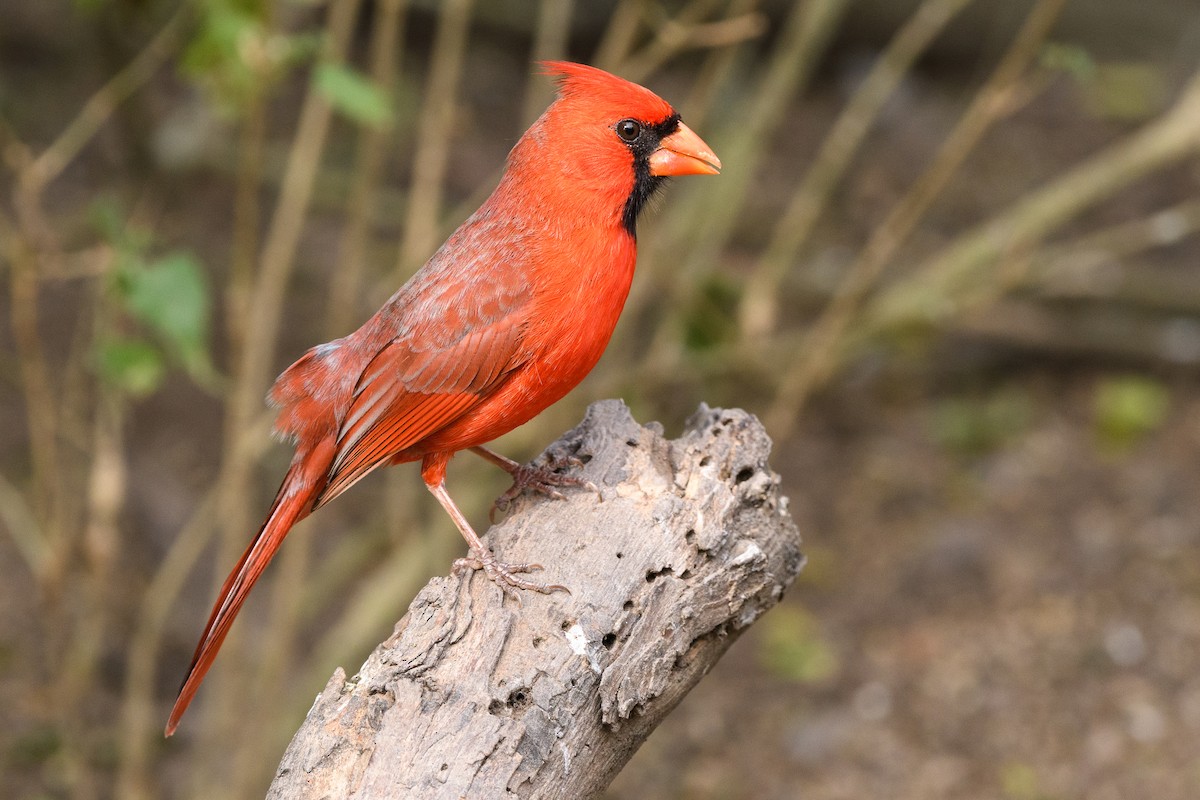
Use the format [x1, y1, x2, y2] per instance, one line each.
[2, 0, 1200, 797]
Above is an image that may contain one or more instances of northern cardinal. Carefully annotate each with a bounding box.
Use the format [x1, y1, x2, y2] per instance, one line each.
[166, 61, 720, 736]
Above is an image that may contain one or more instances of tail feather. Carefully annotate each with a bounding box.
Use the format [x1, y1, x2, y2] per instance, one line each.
[165, 440, 334, 737]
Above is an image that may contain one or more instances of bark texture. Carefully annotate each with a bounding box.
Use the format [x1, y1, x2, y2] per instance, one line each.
[268, 400, 804, 799]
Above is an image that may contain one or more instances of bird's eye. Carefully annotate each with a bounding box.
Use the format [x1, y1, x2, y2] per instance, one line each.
[616, 119, 642, 142]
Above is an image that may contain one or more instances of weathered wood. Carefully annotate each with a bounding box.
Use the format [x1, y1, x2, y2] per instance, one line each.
[267, 400, 804, 800]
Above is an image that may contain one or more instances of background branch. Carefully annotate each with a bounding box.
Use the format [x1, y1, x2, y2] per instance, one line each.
[765, 0, 1069, 435]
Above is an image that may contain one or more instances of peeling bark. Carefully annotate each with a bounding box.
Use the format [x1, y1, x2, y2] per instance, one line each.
[268, 400, 804, 799]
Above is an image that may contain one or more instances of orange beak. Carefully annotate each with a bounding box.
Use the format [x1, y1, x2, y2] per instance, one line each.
[648, 122, 722, 177]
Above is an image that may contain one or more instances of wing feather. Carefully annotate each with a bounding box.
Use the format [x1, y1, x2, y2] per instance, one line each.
[315, 390, 477, 507]
[313, 292, 531, 507]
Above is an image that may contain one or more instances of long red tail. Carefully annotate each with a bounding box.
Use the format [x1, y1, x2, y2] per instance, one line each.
[165, 442, 333, 737]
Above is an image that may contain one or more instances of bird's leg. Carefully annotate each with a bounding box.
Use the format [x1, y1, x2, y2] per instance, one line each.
[470, 445, 600, 522]
[424, 478, 568, 597]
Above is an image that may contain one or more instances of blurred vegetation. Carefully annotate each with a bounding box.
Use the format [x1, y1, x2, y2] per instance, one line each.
[1092, 374, 1171, 451]
[758, 605, 841, 684]
[1, 0, 1198, 798]
[931, 388, 1031, 456]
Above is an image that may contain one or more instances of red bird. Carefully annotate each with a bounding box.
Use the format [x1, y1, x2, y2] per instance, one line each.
[165, 61, 720, 736]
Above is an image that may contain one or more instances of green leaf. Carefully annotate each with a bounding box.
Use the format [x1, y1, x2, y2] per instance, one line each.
[181, 1, 263, 107]
[1094, 375, 1170, 450]
[1040, 42, 1096, 83]
[96, 338, 166, 397]
[181, 0, 315, 113]
[315, 63, 393, 128]
[122, 252, 210, 360]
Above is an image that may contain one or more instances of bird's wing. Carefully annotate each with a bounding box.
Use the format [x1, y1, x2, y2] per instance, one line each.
[314, 298, 530, 507]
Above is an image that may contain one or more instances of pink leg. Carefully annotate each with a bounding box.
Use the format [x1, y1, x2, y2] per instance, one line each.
[423, 474, 567, 596]
[469, 445, 600, 522]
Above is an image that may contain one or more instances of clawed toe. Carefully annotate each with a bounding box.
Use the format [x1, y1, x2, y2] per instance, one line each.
[488, 458, 599, 522]
[455, 551, 570, 597]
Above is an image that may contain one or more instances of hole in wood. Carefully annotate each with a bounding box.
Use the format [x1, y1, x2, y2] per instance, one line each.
[645, 566, 673, 583]
[507, 687, 531, 711]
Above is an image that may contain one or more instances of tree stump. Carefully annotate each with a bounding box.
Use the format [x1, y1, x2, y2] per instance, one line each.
[268, 400, 804, 799]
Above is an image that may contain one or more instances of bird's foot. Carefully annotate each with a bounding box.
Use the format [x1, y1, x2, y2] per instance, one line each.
[490, 454, 601, 523]
[454, 551, 570, 599]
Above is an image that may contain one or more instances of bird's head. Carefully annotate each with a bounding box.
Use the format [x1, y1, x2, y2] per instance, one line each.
[511, 61, 721, 236]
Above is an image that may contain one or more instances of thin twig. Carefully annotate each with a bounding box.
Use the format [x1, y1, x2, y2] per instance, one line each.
[226, 88, 270, 367]
[1034, 197, 1200, 279]
[765, 0, 1069, 436]
[232, 0, 365, 424]
[328, 0, 410, 336]
[0, 470, 47, 575]
[522, 0, 575, 127]
[636, 0, 851, 370]
[738, 0, 975, 339]
[395, 0, 476, 277]
[21, 4, 188, 192]
[862, 67, 1200, 337]
[679, 0, 762, 129]
[115, 490, 220, 800]
[57, 391, 126, 800]
[4, 216, 61, 572]
[593, 0, 646, 71]
[621, 0, 762, 84]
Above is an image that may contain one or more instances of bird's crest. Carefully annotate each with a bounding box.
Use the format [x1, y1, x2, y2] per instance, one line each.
[540, 61, 675, 123]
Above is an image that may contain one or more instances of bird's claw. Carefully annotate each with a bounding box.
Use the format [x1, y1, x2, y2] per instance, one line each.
[454, 551, 570, 599]
[489, 454, 601, 523]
